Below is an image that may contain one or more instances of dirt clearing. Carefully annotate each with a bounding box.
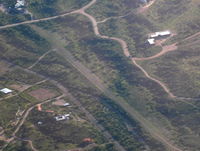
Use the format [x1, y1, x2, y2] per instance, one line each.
[10, 84, 31, 92]
[137, 0, 156, 14]
[52, 99, 66, 106]
[28, 88, 56, 100]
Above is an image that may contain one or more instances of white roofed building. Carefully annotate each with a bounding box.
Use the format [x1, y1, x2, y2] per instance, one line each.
[150, 30, 171, 38]
[0, 88, 13, 94]
[55, 114, 70, 121]
[147, 38, 155, 45]
[15, 0, 25, 10]
[63, 103, 70, 106]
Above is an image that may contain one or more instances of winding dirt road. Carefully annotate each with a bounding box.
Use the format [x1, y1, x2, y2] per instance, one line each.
[97, 10, 135, 24]
[79, 3, 177, 99]
[78, 2, 200, 106]
[134, 43, 178, 61]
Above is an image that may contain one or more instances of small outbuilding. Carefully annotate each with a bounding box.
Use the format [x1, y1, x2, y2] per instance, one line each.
[15, 0, 25, 10]
[147, 38, 155, 45]
[63, 103, 70, 107]
[0, 88, 13, 94]
[55, 114, 70, 121]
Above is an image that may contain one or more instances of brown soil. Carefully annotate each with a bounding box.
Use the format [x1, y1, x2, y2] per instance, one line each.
[0, 5, 6, 13]
[52, 99, 66, 106]
[137, 0, 156, 14]
[28, 88, 56, 100]
[45, 110, 54, 113]
[10, 84, 31, 92]
[0, 135, 7, 141]
[37, 104, 42, 111]
[134, 43, 178, 61]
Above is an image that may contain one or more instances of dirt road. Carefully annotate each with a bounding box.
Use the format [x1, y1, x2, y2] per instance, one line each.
[134, 43, 178, 61]
[137, 0, 156, 14]
[16, 137, 39, 151]
[26, 140, 38, 151]
[0, 0, 96, 30]
[97, 10, 135, 24]
[28, 50, 54, 69]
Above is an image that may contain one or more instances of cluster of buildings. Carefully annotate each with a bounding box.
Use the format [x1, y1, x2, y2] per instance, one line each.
[54, 103, 71, 121]
[55, 113, 71, 121]
[147, 30, 171, 45]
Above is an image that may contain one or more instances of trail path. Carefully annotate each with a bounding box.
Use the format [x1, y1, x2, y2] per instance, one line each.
[97, 10, 135, 24]
[25, 140, 38, 151]
[181, 31, 200, 42]
[28, 49, 54, 69]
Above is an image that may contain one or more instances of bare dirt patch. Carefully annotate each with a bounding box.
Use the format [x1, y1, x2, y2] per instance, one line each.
[37, 104, 42, 111]
[0, 5, 6, 13]
[10, 84, 31, 92]
[137, 0, 156, 14]
[0, 133, 7, 142]
[52, 99, 66, 106]
[28, 88, 56, 100]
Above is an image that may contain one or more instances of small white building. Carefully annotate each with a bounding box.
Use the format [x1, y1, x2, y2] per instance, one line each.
[147, 38, 155, 45]
[55, 114, 70, 121]
[37, 121, 43, 125]
[150, 30, 171, 38]
[63, 103, 70, 107]
[0, 88, 13, 94]
[15, 0, 25, 10]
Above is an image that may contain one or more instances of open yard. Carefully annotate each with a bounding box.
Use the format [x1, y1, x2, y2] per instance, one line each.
[28, 88, 56, 101]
